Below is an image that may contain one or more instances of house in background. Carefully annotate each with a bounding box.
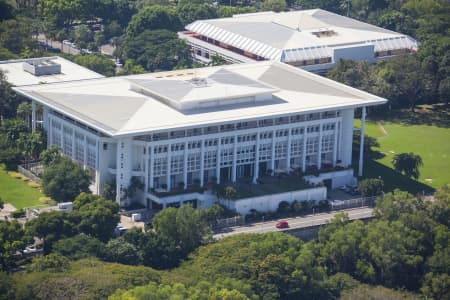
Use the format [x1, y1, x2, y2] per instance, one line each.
[179, 9, 418, 73]
[14, 61, 386, 214]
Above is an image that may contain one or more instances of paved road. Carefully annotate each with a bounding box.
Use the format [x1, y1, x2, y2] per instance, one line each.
[38, 34, 80, 55]
[213, 207, 374, 239]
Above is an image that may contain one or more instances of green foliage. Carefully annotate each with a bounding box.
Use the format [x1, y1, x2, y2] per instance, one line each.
[102, 238, 141, 265]
[73, 54, 116, 76]
[118, 29, 192, 71]
[12, 258, 161, 300]
[125, 5, 181, 38]
[28, 253, 70, 273]
[340, 284, 419, 300]
[0, 271, 14, 300]
[39, 145, 61, 167]
[216, 5, 256, 18]
[261, 0, 287, 12]
[41, 157, 91, 202]
[52, 234, 105, 259]
[358, 178, 384, 196]
[391, 152, 423, 179]
[0, 220, 31, 272]
[153, 204, 211, 256]
[176, 3, 217, 26]
[109, 281, 253, 300]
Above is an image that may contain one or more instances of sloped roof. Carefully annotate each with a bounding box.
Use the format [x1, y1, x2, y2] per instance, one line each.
[185, 9, 418, 62]
[14, 61, 387, 137]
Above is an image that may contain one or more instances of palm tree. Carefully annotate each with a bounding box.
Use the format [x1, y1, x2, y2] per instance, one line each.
[391, 152, 423, 180]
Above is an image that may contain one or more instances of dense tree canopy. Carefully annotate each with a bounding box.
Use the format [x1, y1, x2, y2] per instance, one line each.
[41, 157, 91, 202]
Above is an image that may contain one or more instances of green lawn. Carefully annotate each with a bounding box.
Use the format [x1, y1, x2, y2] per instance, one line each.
[355, 112, 450, 193]
[0, 166, 43, 209]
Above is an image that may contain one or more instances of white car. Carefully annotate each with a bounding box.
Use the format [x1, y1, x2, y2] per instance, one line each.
[81, 48, 93, 54]
[23, 245, 43, 254]
[62, 40, 72, 45]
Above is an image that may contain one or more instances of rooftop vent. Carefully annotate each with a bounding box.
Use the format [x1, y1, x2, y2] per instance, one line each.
[23, 58, 61, 76]
[311, 28, 337, 38]
[188, 77, 209, 88]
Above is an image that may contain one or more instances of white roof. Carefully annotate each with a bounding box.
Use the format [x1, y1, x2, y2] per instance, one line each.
[0, 56, 104, 86]
[185, 9, 418, 62]
[14, 61, 386, 137]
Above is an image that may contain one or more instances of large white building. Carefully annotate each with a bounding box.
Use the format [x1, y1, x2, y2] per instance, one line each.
[14, 61, 386, 211]
[179, 9, 418, 72]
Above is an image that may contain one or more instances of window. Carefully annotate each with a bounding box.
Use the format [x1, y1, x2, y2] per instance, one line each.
[171, 155, 184, 174]
[187, 154, 201, 171]
[220, 148, 233, 167]
[306, 137, 319, 155]
[291, 139, 303, 157]
[321, 135, 334, 152]
[154, 158, 167, 177]
[275, 142, 287, 159]
[259, 143, 272, 161]
[204, 151, 217, 169]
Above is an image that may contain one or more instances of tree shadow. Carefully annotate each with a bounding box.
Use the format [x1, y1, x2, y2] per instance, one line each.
[371, 105, 450, 128]
[362, 160, 435, 195]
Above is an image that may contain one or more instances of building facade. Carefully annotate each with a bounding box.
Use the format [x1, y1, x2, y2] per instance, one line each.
[15, 61, 386, 209]
[179, 9, 418, 72]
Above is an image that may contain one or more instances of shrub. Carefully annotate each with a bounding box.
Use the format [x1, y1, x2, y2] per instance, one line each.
[359, 178, 384, 197]
[11, 208, 25, 218]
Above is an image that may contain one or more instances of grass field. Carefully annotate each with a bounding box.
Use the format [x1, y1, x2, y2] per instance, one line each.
[0, 165, 43, 209]
[355, 107, 450, 194]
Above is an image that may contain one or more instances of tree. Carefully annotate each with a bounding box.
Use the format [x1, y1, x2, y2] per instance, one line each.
[28, 253, 70, 272]
[73, 54, 116, 76]
[0, 220, 32, 271]
[358, 178, 384, 197]
[125, 5, 181, 38]
[0, 70, 18, 120]
[260, 0, 287, 12]
[52, 234, 105, 259]
[41, 157, 91, 202]
[153, 204, 211, 256]
[176, 3, 217, 26]
[391, 152, 423, 179]
[224, 186, 237, 200]
[102, 238, 141, 265]
[0, 197, 3, 210]
[118, 29, 192, 72]
[39, 145, 61, 166]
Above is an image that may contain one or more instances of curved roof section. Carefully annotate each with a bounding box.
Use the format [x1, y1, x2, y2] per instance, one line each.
[185, 9, 418, 62]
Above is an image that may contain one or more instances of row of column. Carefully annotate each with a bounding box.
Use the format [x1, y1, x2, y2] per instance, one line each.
[143, 119, 341, 191]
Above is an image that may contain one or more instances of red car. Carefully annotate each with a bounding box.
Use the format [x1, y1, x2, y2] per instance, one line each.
[275, 220, 289, 229]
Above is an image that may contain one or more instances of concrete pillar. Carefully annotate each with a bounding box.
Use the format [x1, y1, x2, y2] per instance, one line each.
[358, 107, 366, 177]
[302, 126, 307, 172]
[31, 100, 36, 132]
[253, 133, 260, 183]
[149, 146, 154, 189]
[270, 130, 276, 173]
[83, 135, 87, 169]
[340, 109, 355, 167]
[317, 124, 323, 169]
[71, 127, 76, 160]
[183, 141, 188, 189]
[286, 128, 292, 172]
[144, 148, 149, 194]
[166, 144, 172, 190]
[232, 135, 237, 182]
[332, 121, 339, 167]
[216, 140, 221, 184]
[200, 140, 205, 186]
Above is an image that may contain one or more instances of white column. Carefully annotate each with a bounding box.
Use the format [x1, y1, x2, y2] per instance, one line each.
[216, 140, 221, 184]
[166, 144, 172, 190]
[270, 130, 276, 173]
[332, 121, 339, 166]
[232, 135, 237, 182]
[302, 126, 307, 172]
[183, 141, 188, 189]
[48, 117, 53, 146]
[144, 147, 149, 194]
[115, 141, 122, 204]
[358, 107, 366, 177]
[83, 135, 87, 169]
[253, 133, 260, 184]
[31, 100, 36, 132]
[71, 127, 76, 160]
[317, 124, 323, 169]
[149, 146, 154, 189]
[286, 128, 292, 172]
[200, 140, 205, 186]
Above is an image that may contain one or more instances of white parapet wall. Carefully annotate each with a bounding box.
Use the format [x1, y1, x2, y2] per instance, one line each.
[304, 169, 357, 189]
[219, 186, 327, 216]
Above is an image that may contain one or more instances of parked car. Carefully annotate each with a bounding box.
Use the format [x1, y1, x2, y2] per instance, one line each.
[23, 245, 43, 255]
[81, 48, 93, 54]
[62, 39, 72, 45]
[275, 220, 289, 229]
[115, 224, 128, 236]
